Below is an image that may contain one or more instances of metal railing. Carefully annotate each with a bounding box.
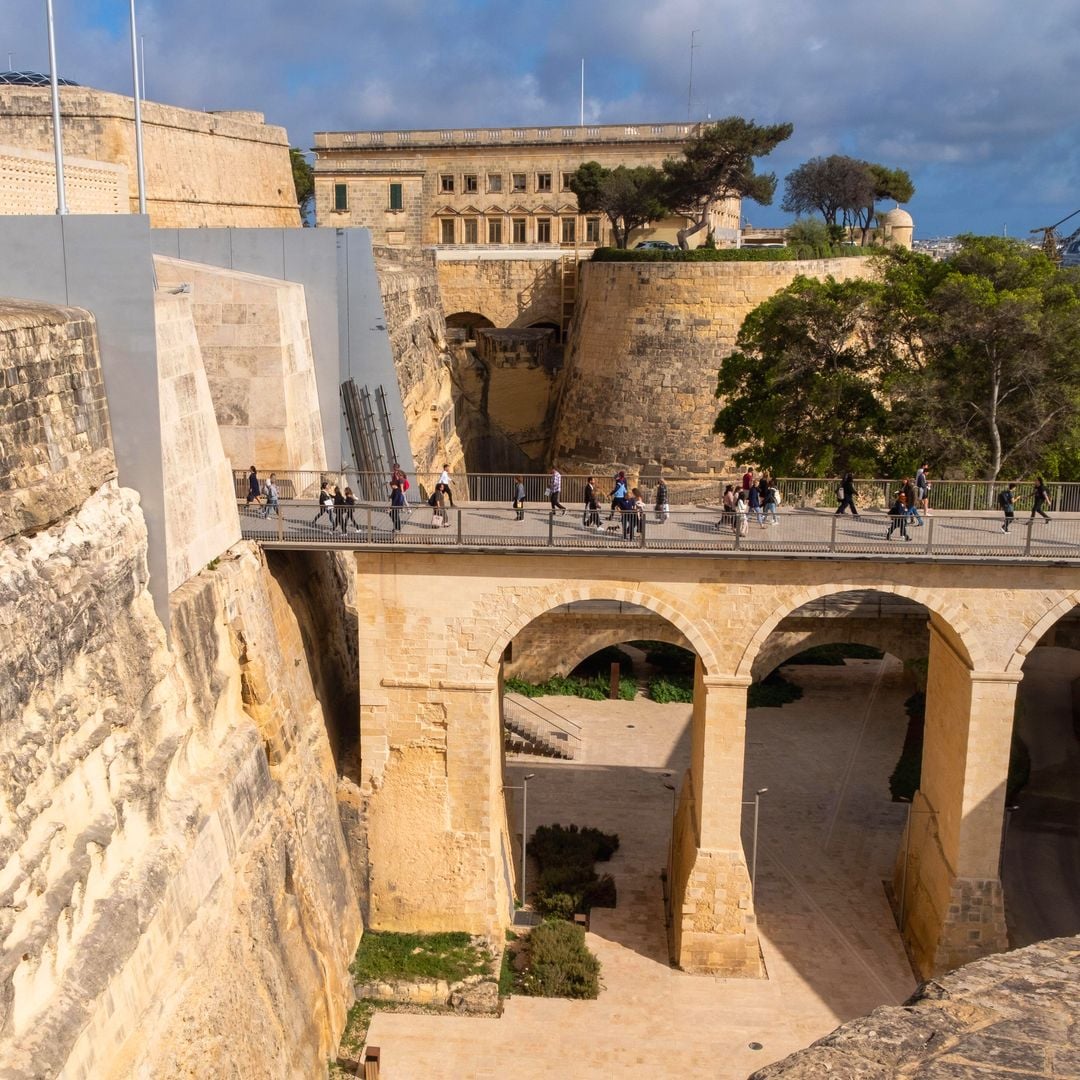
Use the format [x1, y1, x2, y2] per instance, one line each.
[504, 693, 582, 756]
[238, 500, 1080, 561]
[236, 469, 1080, 513]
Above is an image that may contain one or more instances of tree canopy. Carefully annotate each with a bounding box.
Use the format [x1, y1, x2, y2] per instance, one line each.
[662, 116, 793, 249]
[290, 147, 314, 222]
[714, 236, 1080, 480]
[568, 162, 670, 249]
[781, 155, 914, 243]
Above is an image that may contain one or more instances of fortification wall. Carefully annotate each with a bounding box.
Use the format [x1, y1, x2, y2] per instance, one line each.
[0, 142, 127, 215]
[154, 256, 326, 476]
[0, 300, 362, 1077]
[551, 257, 875, 477]
[0, 86, 300, 227]
[154, 290, 241, 590]
[373, 247, 466, 478]
[436, 253, 564, 329]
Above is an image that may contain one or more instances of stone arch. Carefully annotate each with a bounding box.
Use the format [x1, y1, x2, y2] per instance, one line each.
[445, 311, 495, 338]
[556, 626, 691, 679]
[1005, 587, 1080, 673]
[484, 583, 719, 676]
[735, 582, 978, 680]
[751, 629, 926, 683]
[526, 319, 561, 333]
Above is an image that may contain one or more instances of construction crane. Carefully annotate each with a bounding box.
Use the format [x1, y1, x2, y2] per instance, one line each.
[1030, 208, 1080, 262]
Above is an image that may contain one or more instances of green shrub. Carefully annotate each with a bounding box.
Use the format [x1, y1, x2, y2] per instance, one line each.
[531, 823, 619, 866]
[517, 920, 600, 999]
[784, 643, 884, 666]
[534, 890, 578, 920]
[505, 673, 621, 702]
[648, 675, 694, 703]
[582, 874, 617, 909]
[747, 672, 803, 709]
[530, 824, 619, 917]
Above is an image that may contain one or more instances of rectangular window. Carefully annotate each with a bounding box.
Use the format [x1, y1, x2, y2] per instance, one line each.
[440, 174, 455, 193]
[536, 217, 551, 243]
[586, 216, 601, 243]
[487, 173, 503, 193]
[536, 173, 552, 192]
[512, 218, 527, 243]
[334, 183, 348, 212]
[512, 173, 526, 192]
[488, 218, 503, 243]
[440, 218, 455, 244]
[464, 174, 479, 194]
[463, 218, 478, 244]
[388, 182, 403, 210]
[561, 217, 576, 244]
[561, 172, 574, 191]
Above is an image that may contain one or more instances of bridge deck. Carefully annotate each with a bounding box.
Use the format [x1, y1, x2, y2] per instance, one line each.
[240, 501, 1080, 562]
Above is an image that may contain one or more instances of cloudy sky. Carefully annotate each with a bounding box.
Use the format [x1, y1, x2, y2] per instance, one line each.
[3, 0, 1078, 238]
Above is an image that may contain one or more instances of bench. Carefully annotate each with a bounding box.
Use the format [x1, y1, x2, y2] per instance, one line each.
[363, 1045, 381, 1079]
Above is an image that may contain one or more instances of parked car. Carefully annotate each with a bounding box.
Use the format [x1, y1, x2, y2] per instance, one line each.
[634, 240, 679, 250]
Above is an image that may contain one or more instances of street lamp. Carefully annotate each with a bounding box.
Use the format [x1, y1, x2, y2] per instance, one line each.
[521, 773, 536, 905]
[44, 0, 68, 215]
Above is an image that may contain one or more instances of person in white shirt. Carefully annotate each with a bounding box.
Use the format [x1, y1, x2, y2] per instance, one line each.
[437, 463, 455, 507]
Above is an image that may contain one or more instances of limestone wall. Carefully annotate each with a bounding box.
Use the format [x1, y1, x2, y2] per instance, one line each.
[551, 257, 876, 477]
[0, 143, 127, 215]
[0, 86, 300, 227]
[0, 299, 114, 540]
[373, 247, 466, 478]
[154, 290, 242, 591]
[154, 256, 326, 476]
[436, 253, 564, 329]
[0, 300, 362, 1077]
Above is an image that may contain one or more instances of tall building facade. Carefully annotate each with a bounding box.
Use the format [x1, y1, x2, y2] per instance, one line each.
[312, 122, 740, 248]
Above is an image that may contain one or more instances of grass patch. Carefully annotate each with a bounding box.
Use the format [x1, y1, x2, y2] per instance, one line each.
[747, 671, 803, 709]
[784, 643, 884, 665]
[506, 673, 635, 701]
[329, 999, 378, 1079]
[515, 920, 600, 999]
[350, 931, 492, 984]
[889, 692, 1031, 803]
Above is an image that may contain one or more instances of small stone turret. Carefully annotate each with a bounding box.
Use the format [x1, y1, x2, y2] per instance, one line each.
[879, 205, 914, 248]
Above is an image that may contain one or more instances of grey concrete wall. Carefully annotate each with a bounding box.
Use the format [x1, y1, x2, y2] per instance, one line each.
[150, 227, 415, 474]
[0, 215, 168, 633]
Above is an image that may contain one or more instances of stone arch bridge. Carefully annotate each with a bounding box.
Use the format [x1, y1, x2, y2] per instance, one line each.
[350, 548, 1078, 981]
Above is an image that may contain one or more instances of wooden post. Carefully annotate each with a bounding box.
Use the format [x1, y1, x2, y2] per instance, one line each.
[609, 662, 620, 699]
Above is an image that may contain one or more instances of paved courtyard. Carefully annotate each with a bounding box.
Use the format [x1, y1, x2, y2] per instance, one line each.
[367, 659, 920, 1078]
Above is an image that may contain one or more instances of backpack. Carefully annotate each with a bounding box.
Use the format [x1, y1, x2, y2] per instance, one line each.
[835, 483, 844, 500]
[772, 487, 782, 506]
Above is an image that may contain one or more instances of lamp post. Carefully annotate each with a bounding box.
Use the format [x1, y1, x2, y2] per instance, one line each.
[520, 773, 535, 905]
[751, 787, 767, 897]
[128, 0, 147, 213]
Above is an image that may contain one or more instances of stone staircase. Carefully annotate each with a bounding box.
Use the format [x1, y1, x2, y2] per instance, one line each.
[503, 693, 581, 759]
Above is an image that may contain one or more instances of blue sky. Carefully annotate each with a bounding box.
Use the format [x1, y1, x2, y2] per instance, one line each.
[3, 0, 1078, 238]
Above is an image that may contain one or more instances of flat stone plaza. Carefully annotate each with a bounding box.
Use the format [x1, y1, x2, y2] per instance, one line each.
[366, 659, 920, 1078]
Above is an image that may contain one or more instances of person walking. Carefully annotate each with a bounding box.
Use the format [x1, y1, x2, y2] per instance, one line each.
[741, 466, 755, 494]
[719, 484, 736, 531]
[341, 487, 359, 533]
[622, 487, 642, 540]
[886, 491, 911, 541]
[583, 477, 601, 529]
[609, 470, 627, 519]
[748, 482, 765, 526]
[437, 463, 455, 507]
[549, 467, 567, 514]
[654, 475, 669, 524]
[332, 484, 346, 532]
[915, 464, 931, 516]
[428, 483, 449, 527]
[389, 481, 406, 533]
[734, 490, 749, 537]
[312, 481, 334, 528]
[246, 465, 261, 509]
[1030, 476, 1052, 522]
[260, 473, 280, 519]
[763, 482, 779, 525]
[835, 472, 859, 516]
[902, 476, 923, 527]
[997, 482, 1016, 533]
[512, 476, 526, 521]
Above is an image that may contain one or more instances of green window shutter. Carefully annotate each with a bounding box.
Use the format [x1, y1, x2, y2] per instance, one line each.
[389, 183, 403, 210]
[334, 183, 348, 211]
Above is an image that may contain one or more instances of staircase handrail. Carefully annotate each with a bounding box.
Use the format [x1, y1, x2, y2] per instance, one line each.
[503, 692, 582, 745]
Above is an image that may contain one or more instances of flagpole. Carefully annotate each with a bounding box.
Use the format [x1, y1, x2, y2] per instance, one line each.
[44, 0, 68, 214]
[579, 59, 584, 126]
[129, 0, 147, 214]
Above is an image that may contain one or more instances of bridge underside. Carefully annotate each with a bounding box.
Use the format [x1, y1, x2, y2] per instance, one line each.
[352, 550, 1080, 979]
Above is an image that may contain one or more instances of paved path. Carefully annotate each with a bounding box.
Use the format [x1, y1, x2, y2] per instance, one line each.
[243, 501, 1080, 561]
[367, 660, 919, 1079]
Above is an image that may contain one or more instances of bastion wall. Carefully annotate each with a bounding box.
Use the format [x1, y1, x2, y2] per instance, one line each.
[0, 86, 300, 227]
[551, 257, 876, 476]
[0, 300, 362, 1077]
